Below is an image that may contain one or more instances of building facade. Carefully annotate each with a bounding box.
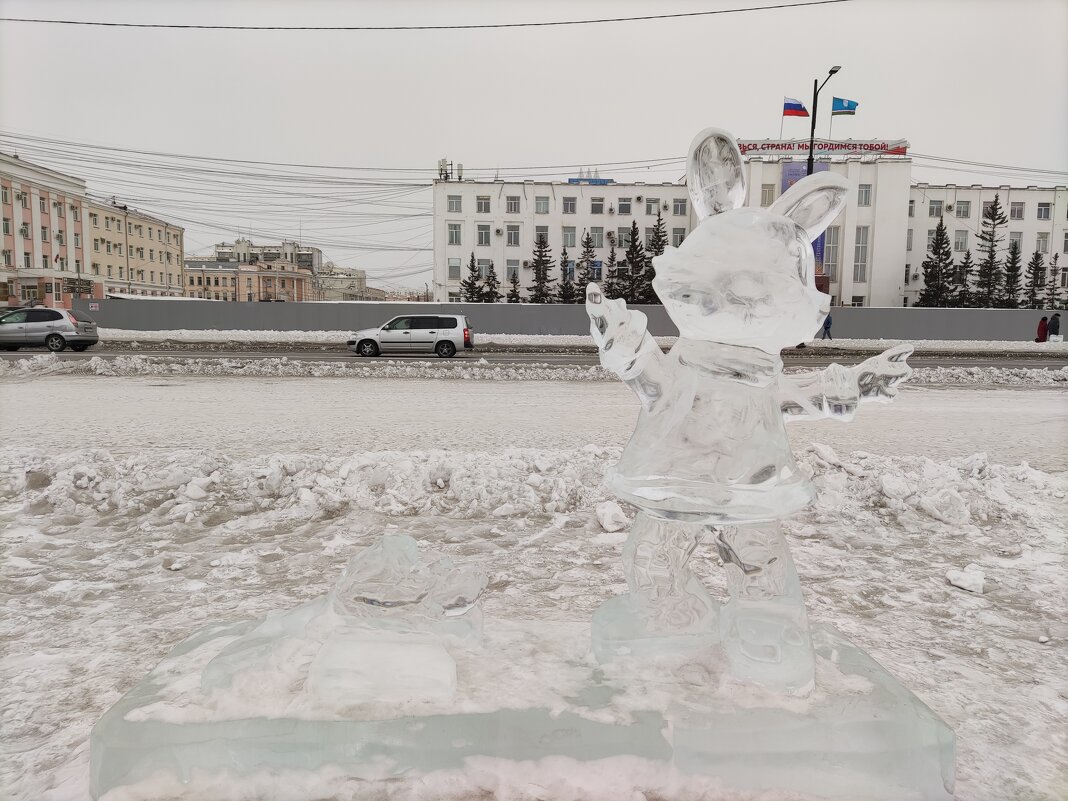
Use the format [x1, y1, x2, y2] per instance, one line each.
[432, 147, 1067, 307]
[212, 239, 323, 273]
[1, 153, 95, 308]
[183, 259, 317, 301]
[317, 265, 386, 301]
[90, 201, 185, 298]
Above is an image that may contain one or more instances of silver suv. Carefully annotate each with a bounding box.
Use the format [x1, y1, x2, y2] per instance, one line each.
[348, 314, 473, 358]
[0, 307, 99, 352]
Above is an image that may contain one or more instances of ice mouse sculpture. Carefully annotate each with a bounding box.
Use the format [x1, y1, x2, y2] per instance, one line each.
[587, 127, 912, 695]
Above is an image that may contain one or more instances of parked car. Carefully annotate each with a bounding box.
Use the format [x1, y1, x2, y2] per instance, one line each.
[0, 308, 99, 352]
[348, 314, 473, 358]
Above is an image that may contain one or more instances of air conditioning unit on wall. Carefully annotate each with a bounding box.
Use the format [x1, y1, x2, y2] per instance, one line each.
[495, 228, 503, 235]
[522, 260, 530, 268]
[635, 195, 643, 202]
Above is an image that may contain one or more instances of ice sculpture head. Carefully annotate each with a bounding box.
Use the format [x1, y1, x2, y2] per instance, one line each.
[653, 129, 848, 353]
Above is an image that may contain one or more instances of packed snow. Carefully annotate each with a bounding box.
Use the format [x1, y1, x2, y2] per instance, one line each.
[2, 352, 1066, 386]
[95, 327, 1068, 353]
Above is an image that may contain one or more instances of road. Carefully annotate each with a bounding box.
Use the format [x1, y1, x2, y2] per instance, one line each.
[1, 348, 1065, 369]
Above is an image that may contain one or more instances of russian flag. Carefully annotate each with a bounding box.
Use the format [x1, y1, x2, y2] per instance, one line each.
[783, 97, 809, 117]
[832, 97, 859, 116]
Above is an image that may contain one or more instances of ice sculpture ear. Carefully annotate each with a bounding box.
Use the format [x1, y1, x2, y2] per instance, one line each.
[687, 128, 746, 220]
[768, 172, 849, 240]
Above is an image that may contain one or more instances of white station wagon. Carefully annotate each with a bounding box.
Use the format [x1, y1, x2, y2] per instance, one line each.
[348, 314, 473, 358]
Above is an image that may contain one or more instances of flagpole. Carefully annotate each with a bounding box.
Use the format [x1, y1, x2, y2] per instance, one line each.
[829, 113, 834, 141]
[779, 115, 784, 140]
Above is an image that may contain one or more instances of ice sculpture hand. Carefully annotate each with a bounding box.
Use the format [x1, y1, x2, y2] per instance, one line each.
[585, 283, 656, 379]
[852, 344, 913, 402]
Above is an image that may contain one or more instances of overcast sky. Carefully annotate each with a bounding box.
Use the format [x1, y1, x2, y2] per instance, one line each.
[2, 0, 1065, 289]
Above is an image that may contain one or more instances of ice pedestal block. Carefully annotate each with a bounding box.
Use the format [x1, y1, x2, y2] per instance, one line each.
[91, 622, 954, 801]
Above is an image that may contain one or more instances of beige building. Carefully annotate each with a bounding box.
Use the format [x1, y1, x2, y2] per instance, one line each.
[89, 200, 184, 297]
[183, 259, 318, 301]
[212, 238, 323, 273]
[317, 264, 386, 301]
[1, 153, 96, 308]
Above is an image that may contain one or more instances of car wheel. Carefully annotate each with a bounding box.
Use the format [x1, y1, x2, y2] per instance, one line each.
[46, 334, 67, 352]
[357, 339, 380, 357]
[436, 340, 457, 358]
[71, 344, 90, 352]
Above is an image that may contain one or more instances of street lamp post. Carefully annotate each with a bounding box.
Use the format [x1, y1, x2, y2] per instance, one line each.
[806, 65, 841, 176]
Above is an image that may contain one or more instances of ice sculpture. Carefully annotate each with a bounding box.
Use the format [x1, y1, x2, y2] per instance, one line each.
[587, 127, 913, 695]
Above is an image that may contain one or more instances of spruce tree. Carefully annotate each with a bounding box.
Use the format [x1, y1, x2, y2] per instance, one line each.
[1047, 253, 1062, 309]
[600, 242, 622, 299]
[576, 231, 598, 288]
[916, 217, 953, 307]
[1000, 240, 1022, 308]
[460, 253, 483, 302]
[975, 194, 1008, 308]
[527, 233, 556, 304]
[481, 261, 502, 303]
[624, 220, 646, 304]
[953, 250, 976, 308]
[506, 270, 522, 303]
[641, 210, 668, 304]
[1024, 251, 1046, 310]
[555, 245, 578, 303]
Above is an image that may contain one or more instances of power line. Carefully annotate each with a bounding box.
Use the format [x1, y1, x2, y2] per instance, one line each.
[0, 2, 852, 32]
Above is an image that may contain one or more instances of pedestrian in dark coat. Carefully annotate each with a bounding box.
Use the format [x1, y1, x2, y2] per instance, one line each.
[1036, 316, 1048, 342]
[821, 314, 833, 340]
[1049, 313, 1061, 338]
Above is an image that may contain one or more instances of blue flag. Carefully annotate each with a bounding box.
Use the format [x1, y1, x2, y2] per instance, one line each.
[831, 97, 859, 116]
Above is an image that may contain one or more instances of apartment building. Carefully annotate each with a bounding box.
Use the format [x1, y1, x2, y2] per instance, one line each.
[89, 201, 185, 298]
[183, 259, 317, 301]
[212, 239, 323, 273]
[1, 153, 95, 308]
[317, 265, 387, 301]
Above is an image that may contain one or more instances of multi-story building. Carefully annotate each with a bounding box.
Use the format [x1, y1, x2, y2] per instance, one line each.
[212, 239, 323, 273]
[432, 143, 1067, 307]
[906, 184, 1068, 305]
[1, 153, 95, 308]
[183, 259, 318, 301]
[316, 265, 386, 301]
[89, 200, 184, 298]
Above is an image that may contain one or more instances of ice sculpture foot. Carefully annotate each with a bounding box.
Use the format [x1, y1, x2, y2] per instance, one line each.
[593, 513, 719, 662]
[714, 521, 815, 696]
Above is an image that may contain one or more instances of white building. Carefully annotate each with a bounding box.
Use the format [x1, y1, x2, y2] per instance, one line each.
[432, 144, 1067, 306]
[212, 238, 323, 273]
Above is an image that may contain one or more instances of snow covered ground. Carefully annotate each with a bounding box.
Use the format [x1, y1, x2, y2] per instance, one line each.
[96, 327, 1068, 353]
[1, 374, 1066, 800]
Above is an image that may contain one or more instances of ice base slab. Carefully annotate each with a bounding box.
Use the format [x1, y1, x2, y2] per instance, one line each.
[91, 620, 954, 801]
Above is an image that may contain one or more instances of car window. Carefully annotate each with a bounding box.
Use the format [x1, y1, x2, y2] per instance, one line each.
[383, 317, 412, 330]
[26, 310, 63, 322]
[68, 310, 96, 323]
[412, 316, 439, 329]
[0, 311, 28, 324]
[437, 317, 457, 329]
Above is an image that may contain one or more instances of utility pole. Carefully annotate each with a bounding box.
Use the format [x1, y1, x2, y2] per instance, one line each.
[807, 66, 841, 176]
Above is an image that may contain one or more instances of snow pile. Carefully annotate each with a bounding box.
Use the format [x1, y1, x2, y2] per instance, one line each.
[3, 352, 1066, 386]
[99, 327, 354, 344]
[811, 337, 1068, 353]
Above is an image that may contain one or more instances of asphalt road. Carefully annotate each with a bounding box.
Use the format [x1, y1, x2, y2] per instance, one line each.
[1, 348, 1065, 369]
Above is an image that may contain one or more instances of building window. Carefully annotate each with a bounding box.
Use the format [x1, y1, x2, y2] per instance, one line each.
[1037, 202, 1052, 220]
[447, 223, 461, 246]
[535, 225, 548, 244]
[115, 244, 122, 256]
[955, 201, 970, 218]
[904, 265, 911, 286]
[617, 227, 632, 248]
[476, 259, 491, 278]
[673, 198, 687, 216]
[0, 187, 6, 204]
[476, 196, 490, 214]
[506, 196, 520, 214]
[106, 242, 112, 254]
[927, 229, 936, 251]
[1063, 231, 1068, 253]
[41, 254, 49, 269]
[1, 250, 10, 267]
[105, 217, 111, 230]
[646, 198, 659, 215]
[19, 192, 28, 209]
[189, 276, 195, 285]
[562, 226, 576, 248]
[23, 253, 30, 268]
[672, 228, 686, 247]
[506, 224, 520, 246]
[1008, 202, 1024, 220]
[41, 226, 49, 241]
[506, 259, 519, 281]
[1, 218, 8, 235]
[562, 260, 575, 281]
[40, 197, 47, 212]
[853, 226, 869, 282]
[1009, 231, 1022, 249]
[618, 198, 631, 215]
[910, 200, 918, 217]
[954, 230, 968, 252]
[73, 233, 80, 247]
[823, 226, 840, 281]
[851, 295, 866, 307]
[645, 227, 654, 244]
[857, 184, 872, 206]
[477, 224, 491, 246]
[72, 208, 79, 222]
[562, 197, 576, 214]
[590, 227, 604, 248]
[447, 195, 462, 213]
[906, 229, 913, 251]
[982, 200, 993, 218]
[928, 200, 942, 218]
[760, 185, 775, 207]
[535, 196, 549, 214]
[1036, 232, 1049, 254]
[590, 197, 604, 214]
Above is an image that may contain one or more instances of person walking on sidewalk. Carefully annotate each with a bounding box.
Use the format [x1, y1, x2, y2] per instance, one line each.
[820, 314, 833, 340]
[1036, 316, 1048, 342]
[1048, 312, 1061, 341]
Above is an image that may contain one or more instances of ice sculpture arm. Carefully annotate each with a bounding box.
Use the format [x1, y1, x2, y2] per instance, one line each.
[780, 344, 913, 422]
[585, 284, 668, 412]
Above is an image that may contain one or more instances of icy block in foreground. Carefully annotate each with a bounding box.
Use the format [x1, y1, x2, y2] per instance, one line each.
[91, 622, 954, 801]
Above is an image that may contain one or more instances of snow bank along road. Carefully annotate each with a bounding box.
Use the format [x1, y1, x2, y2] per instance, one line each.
[1, 373, 1066, 800]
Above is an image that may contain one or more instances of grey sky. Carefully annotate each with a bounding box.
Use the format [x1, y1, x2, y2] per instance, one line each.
[2, 0, 1065, 289]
